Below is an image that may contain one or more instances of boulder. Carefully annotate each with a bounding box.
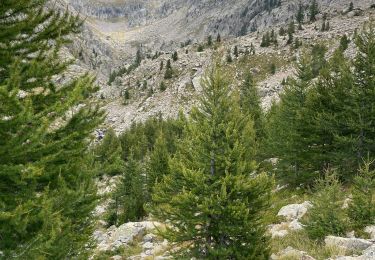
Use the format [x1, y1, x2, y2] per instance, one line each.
[362, 244, 375, 259]
[325, 236, 373, 251]
[143, 233, 156, 243]
[277, 201, 312, 221]
[364, 226, 375, 239]
[95, 221, 162, 251]
[331, 244, 375, 259]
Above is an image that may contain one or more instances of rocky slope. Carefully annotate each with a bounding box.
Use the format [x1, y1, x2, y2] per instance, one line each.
[56, 1, 375, 259]
[57, 0, 374, 134]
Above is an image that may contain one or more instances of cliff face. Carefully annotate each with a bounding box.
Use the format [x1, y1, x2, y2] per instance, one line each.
[64, 0, 370, 63]
[55, 0, 373, 133]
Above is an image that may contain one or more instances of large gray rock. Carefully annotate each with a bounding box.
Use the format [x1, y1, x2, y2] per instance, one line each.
[277, 201, 312, 221]
[364, 226, 375, 239]
[331, 244, 375, 259]
[95, 221, 162, 251]
[325, 236, 373, 251]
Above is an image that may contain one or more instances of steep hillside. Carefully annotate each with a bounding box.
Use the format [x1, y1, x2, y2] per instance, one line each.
[56, 0, 374, 133]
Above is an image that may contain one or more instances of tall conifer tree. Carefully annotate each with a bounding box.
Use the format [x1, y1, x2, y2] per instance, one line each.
[0, 0, 103, 257]
[149, 67, 273, 259]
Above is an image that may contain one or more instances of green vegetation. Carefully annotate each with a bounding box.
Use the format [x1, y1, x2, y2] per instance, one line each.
[261, 30, 278, 47]
[348, 161, 375, 230]
[303, 173, 349, 240]
[0, 0, 104, 258]
[172, 51, 178, 61]
[309, 0, 319, 22]
[296, 3, 305, 29]
[149, 67, 273, 259]
[164, 59, 173, 79]
[2, 0, 375, 258]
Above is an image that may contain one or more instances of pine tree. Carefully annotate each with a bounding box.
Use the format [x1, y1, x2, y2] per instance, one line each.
[172, 51, 178, 61]
[226, 51, 233, 63]
[234, 45, 239, 58]
[160, 81, 167, 91]
[309, 0, 319, 22]
[296, 2, 305, 28]
[349, 2, 354, 12]
[208, 35, 213, 46]
[265, 53, 315, 184]
[0, 0, 103, 258]
[164, 59, 173, 79]
[94, 129, 124, 176]
[287, 21, 295, 45]
[106, 153, 146, 226]
[261, 31, 271, 47]
[135, 48, 142, 66]
[348, 161, 375, 230]
[147, 133, 170, 197]
[160, 60, 164, 71]
[303, 172, 349, 240]
[216, 33, 221, 43]
[339, 34, 350, 51]
[149, 67, 273, 259]
[240, 73, 264, 141]
[279, 27, 286, 36]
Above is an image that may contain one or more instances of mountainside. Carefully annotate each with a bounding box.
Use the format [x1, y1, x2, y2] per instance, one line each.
[53, 0, 375, 146]
[4, 0, 375, 259]
[58, 0, 374, 133]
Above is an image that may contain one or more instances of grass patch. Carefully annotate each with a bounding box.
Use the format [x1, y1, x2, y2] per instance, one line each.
[93, 238, 143, 260]
[271, 230, 357, 260]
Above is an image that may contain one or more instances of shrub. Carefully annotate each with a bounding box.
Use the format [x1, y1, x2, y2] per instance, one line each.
[303, 172, 349, 240]
[348, 161, 375, 230]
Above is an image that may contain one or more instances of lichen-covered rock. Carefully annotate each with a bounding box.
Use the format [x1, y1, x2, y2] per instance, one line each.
[325, 236, 373, 251]
[364, 226, 375, 239]
[94, 221, 162, 251]
[277, 201, 312, 221]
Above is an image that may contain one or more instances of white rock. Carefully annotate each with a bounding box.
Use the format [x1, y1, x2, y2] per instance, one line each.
[289, 219, 304, 231]
[268, 223, 289, 238]
[325, 236, 373, 251]
[364, 226, 375, 239]
[277, 201, 312, 221]
[362, 244, 375, 259]
[143, 233, 156, 243]
[142, 242, 154, 250]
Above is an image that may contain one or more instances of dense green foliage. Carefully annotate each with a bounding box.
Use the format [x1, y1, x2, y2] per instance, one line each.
[348, 161, 375, 230]
[0, 0, 103, 258]
[265, 26, 375, 185]
[149, 67, 273, 259]
[94, 129, 124, 176]
[240, 73, 264, 142]
[164, 59, 173, 79]
[303, 173, 349, 240]
[104, 114, 185, 224]
[106, 153, 146, 226]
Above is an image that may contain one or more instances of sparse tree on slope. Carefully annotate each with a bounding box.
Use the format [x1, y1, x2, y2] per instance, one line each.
[240, 73, 265, 141]
[0, 0, 103, 258]
[94, 129, 124, 176]
[149, 67, 273, 259]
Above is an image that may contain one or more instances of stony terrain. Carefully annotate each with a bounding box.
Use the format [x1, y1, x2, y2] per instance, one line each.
[56, 1, 375, 258]
[56, 0, 375, 133]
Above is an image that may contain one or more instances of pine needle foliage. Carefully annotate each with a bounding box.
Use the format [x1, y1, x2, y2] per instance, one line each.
[149, 67, 273, 259]
[0, 0, 103, 258]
